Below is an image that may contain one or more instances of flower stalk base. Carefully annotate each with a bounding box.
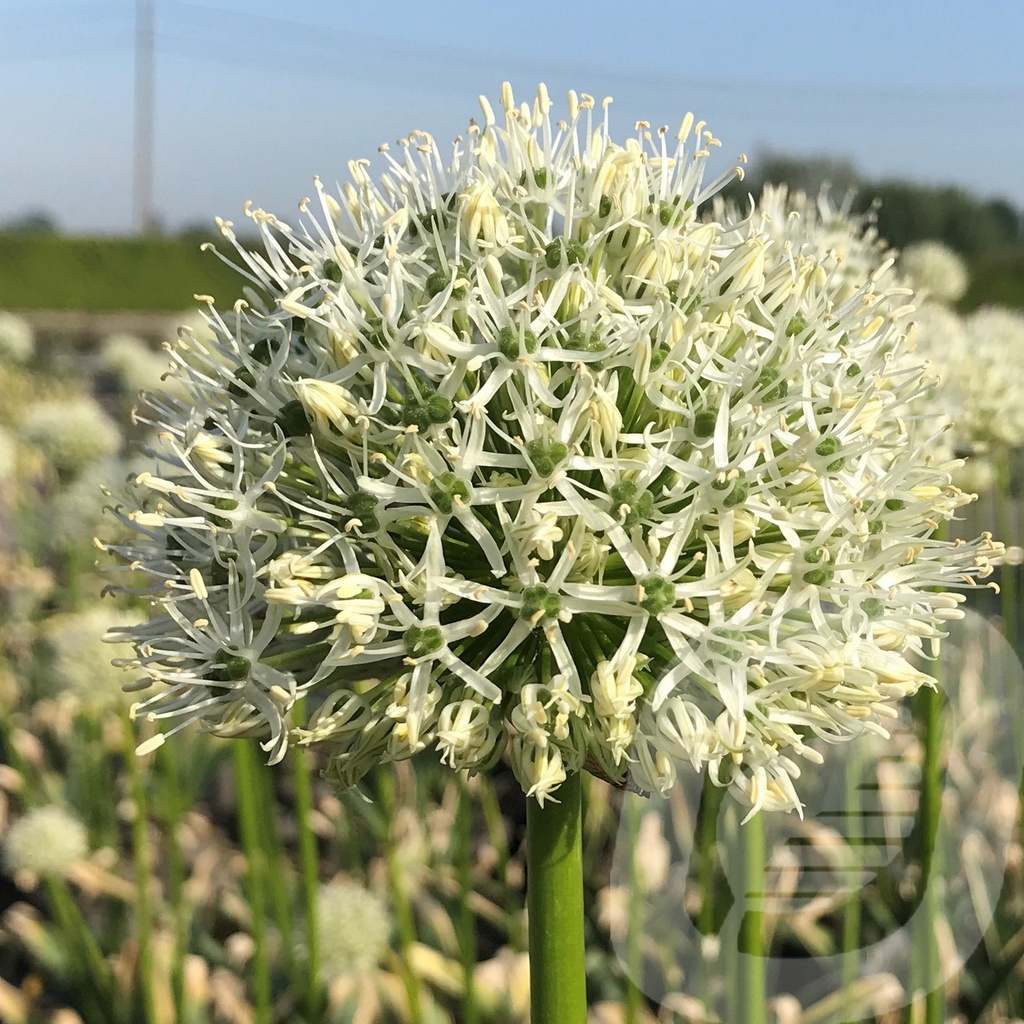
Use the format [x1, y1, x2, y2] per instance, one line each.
[527, 771, 587, 1024]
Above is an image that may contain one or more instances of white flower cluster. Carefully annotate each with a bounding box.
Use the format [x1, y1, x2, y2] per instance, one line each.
[913, 304, 1024, 471]
[47, 605, 143, 708]
[99, 332, 175, 398]
[104, 85, 1001, 811]
[0, 311, 34, 364]
[3, 805, 89, 878]
[313, 879, 391, 978]
[19, 396, 121, 477]
[900, 240, 969, 305]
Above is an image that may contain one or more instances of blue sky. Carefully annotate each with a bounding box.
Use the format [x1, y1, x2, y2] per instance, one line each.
[2, 0, 1023, 234]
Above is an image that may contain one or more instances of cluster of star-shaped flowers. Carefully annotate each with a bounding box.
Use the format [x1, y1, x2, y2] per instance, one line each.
[912, 303, 1024, 484]
[104, 83, 1001, 812]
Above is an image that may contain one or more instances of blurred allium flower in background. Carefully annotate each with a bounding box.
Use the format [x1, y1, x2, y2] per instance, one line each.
[20, 396, 121, 477]
[900, 240, 969, 305]
[104, 84, 1001, 812]
[313, 879, 391, 978]
[913, 303, 1024, 485]
[98, 332, 175, 398]
[0, 311, 35, 365]
[724, 185, 892, 307]
[46, 605, 143, 709]
[3, 805, 89, 879]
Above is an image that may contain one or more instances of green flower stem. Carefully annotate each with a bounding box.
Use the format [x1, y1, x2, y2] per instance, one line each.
[739, 809, 767, 1024]
[913, 515, 947, 1024]
[915, 682, 945, 1024]
[624, 793, 644, 1024]
[292, 740, 323, 1024]
[44, 877, 112, 1021]
[233, 742, 273, 1024]
[696, 776, 725, 1011]
[377, 769, 425, 1024]
[254, 759, 297, 991]
[455, 775, 480, 1024]
[124, 715, 158, 1024]
[157, 738, 189, 1024]
[526, 770, 587, 1024]
[841, 748, 863, 1011]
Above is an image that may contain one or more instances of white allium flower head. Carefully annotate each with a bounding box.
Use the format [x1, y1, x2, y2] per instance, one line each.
[104, 84, 1002, 812]
[901, 240, 969, 305]
[914, 303, 1024, 457]
[314, 879, 391, 978]
[99, 332, 173, 397]
[3, 805, 89, 877]
[0, 311, 34, 364]
[49, 605, 144, 708]
[20, 396, 121, 476]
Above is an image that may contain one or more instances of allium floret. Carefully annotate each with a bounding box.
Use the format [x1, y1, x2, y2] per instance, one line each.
[3, 805, 89, 878]
[104, 84, 1001, 813]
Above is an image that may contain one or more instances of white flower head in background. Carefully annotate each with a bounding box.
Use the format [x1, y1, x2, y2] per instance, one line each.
[48, 605, 144, 709]
[913, 303, 1024, 473]
[3, 805, 89, 879]
[313, 879, 391, 978]
[99, 332, 175, 398]
[900, 240, 969, 305]
[0, 311, 35, 364]
[20, 396, 121, 477]
[104, 84, 1001, 813]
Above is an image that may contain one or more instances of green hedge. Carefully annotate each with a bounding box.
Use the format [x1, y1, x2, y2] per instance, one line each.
[0, 233, 254, 311]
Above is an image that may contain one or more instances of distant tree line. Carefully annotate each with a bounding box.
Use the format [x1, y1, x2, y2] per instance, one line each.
[720, 153, 1024, 310]
[4, 158, 1023, 310]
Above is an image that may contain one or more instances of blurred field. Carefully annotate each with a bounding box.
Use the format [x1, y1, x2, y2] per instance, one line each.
[0, 234, 248, 312]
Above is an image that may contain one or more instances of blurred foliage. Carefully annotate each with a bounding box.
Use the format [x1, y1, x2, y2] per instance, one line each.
[722, 153, 1024, 311]
[0, 233, 252, 312]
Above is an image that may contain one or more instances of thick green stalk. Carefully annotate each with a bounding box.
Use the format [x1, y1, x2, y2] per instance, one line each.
[377, 770, 425, 1024]
[526, 770, 587, 1024]
[841, 750, 863, 1010]
[455, 776, 480, 1024]
[157, 738, 189, 1024]
[292, 742, 323, 1024]
[124, 716, 158, 1024]
[918, 683, 944, 1024]
[739, 810, 767, 1024]
[623, 793, 644, 1024]
[233, 742, 273, 1024]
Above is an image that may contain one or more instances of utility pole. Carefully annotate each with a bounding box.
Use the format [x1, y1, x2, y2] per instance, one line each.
[133, 0, 155, 234]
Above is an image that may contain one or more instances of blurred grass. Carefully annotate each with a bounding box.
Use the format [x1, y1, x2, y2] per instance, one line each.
[0, 233, 251, 311]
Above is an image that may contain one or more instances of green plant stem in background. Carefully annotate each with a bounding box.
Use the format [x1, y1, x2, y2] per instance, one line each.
[913, 513, 948, 1024]
[292, 741, 323, 1024]
[526, 770, 587, 1024]
[44, 877, 113, 1023]
[124, 716, 158, 1024]
[377, 769, 425, 1024]
[233, 741, 273, 1024]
